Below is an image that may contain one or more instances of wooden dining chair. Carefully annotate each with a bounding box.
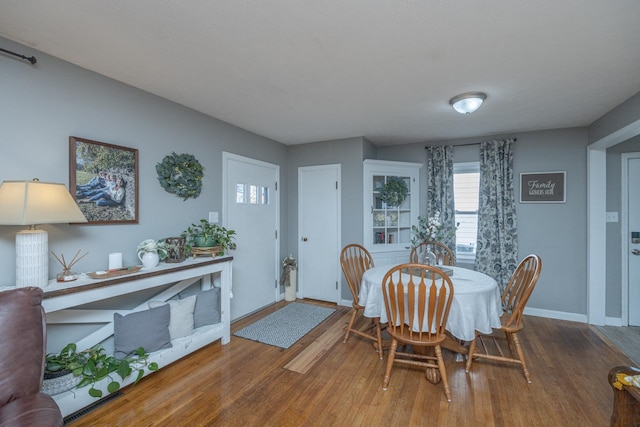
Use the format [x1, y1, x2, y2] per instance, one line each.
[381, 263, 455, 401]
[340, 244, 384, 359]
[465, 254, 542, 383]
[409, 241, 455, 266]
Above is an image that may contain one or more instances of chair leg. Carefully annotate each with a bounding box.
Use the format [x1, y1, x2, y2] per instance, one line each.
[343, 308, 358, 343]
[511, 332, 531, 383]
[382, 339, 398, 390]
[374, 318, 383, 360]
[465, 332, 479, 373]
[435, 345, 451, 402]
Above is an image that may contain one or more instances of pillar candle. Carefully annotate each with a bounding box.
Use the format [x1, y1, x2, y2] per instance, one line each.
[108, 252, 123, 270]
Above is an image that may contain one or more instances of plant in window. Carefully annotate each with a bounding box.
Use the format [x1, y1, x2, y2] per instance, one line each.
[379, 176, 408, 207]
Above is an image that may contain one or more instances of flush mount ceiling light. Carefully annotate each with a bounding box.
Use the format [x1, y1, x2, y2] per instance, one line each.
[449, 92, 487, 114]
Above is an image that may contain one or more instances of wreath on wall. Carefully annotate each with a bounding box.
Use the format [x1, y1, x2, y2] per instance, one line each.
[156, 152, 204, 200]
[379, 176, 408, 207]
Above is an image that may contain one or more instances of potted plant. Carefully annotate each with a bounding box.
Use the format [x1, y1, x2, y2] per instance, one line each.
[137, 239, 168, 269]
[182, 219, 236, 255]
[44, 343, 158, 398]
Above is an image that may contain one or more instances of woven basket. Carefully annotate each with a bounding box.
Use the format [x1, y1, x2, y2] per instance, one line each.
[41, 371, 82, 395]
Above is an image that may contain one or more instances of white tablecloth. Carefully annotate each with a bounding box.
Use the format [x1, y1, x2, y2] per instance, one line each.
[359, 265, 503, 341]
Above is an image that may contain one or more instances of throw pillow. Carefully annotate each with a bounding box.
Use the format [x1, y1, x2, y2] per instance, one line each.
[179, 287, 221, 327]
[113, 305, 172, 359]
[148, 295, 196, 340]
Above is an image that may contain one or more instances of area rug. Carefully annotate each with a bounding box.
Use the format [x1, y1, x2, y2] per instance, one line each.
[234, 302, 336, 349]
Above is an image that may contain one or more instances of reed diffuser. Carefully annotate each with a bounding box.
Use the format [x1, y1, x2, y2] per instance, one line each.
[52, 249, 88, 282]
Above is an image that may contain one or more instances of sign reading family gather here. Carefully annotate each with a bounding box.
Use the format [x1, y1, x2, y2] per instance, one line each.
[519, 171, 566, 203]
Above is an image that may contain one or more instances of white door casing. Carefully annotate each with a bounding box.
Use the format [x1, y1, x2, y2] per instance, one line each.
[298, 165, 341, 302]
[223, 152, 279, 320]
[622, 153, 640, 325]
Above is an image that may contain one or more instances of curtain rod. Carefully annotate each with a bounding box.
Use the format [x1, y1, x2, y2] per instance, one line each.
[0, 47, 37, 64]
[424, 138, 517, 149]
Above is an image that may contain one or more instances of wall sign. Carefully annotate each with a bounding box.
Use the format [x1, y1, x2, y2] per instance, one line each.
[519, 171, 566, 203]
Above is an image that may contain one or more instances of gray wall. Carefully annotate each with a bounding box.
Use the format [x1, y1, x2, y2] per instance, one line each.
[3, 35, 640, 320]
[287, 137, 366, 301]
[0, 36, 288, 282]
[377, 128, 589, 315]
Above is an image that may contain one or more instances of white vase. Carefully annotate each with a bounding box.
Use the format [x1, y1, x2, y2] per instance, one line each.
[138, 251, 160, 269]
[284, 268, 297, 301]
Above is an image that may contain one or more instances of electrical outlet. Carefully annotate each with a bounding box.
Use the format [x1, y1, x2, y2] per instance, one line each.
[208, 211, 219, 223]
[606, 211, 618, 223]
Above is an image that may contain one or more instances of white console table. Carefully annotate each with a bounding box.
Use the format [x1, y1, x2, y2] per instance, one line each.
[40, 256, 233, 417]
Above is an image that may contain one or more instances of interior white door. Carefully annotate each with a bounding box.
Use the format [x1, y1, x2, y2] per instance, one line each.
[223, 153, 279, 320]
[627, 155, 640, 326]
[298, 165, 340, 302]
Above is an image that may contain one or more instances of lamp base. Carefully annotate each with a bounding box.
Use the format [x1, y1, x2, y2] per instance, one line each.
[16, 229, 48, 288]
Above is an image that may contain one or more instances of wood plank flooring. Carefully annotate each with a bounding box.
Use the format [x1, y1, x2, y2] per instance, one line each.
[67, 300, 634, 426]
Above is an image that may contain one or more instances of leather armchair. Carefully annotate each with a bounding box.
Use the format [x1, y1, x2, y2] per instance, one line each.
[0, 287, 63, 427]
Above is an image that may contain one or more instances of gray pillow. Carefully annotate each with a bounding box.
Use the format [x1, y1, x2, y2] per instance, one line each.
[179, 287, 221, 327]
[114, 304, 172, 359]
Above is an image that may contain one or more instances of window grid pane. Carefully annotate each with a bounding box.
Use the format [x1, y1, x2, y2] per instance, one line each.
[453, 166, 480, 257]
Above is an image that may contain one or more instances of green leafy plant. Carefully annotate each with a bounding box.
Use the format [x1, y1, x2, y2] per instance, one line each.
[156, 152, 204, 200]
[182, 219, 236, 254]
[45, 343, 158, 398]
[137, 238, 169, 260]
[380, 176, 408, 207]
[410, 211, 457, 247]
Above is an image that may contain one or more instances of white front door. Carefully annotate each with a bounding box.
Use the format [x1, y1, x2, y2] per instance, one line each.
[223, 153, 279, 320]
[298, 165, 341, 302]
[624, 154, 640, 325]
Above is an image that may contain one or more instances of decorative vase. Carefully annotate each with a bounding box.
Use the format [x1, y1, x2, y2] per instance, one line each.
[138, 251, 160, 269]
[164, 236, 185, 263]
[285, 268, 297, 301]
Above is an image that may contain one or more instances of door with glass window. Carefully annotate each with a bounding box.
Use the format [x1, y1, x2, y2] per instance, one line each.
[223, 153, 279, 320]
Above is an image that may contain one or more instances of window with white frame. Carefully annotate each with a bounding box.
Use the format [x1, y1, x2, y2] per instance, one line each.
[453, 162, 480, 260]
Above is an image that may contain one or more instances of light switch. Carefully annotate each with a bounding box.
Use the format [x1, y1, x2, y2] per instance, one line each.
[209, 211, 219, 223]
[606, 212, 618, 223]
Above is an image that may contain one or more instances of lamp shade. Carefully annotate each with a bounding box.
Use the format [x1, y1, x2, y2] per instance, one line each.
[0, 180, 87, 225]
[449, 92, 487, 114]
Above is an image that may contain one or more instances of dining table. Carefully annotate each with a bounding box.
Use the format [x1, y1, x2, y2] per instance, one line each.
[359, 264, 503, 356]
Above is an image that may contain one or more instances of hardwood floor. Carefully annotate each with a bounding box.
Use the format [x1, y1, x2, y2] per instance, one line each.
[68, 300, 633, 426]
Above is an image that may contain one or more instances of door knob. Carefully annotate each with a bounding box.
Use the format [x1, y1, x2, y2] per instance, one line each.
[302, 237, 308, 242]
[632, 249, 640, 255]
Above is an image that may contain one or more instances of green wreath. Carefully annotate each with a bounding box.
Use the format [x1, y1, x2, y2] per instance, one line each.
[380, 176, 408, 207]
[156, 152, 204, 200]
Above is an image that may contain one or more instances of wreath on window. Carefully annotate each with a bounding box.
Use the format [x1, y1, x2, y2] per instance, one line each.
[380, 176, 408, 207]
[156, 152, 204, 200]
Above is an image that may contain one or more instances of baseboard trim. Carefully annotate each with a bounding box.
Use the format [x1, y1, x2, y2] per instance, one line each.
[523, 307, 587, 323]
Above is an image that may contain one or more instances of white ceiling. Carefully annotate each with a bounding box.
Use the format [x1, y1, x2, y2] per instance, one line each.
[1, 1, 639, 146]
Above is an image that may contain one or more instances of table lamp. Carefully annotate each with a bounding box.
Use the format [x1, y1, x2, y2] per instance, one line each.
[0, 179, 88, 288]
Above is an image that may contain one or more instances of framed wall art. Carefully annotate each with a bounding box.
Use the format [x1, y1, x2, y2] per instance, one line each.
[519, 171, 566, 203]
[69, 136, 139, 224]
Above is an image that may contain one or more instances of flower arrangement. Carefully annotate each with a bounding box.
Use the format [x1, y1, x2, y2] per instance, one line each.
[411, 211, 457, 247]
[280, 255, 297, 287]
[136, 239, 169, 260]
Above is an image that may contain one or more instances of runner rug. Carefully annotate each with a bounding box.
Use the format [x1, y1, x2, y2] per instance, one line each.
[234, 302, 336, 349]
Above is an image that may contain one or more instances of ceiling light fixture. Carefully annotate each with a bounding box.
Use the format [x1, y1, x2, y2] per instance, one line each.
[449, 92, 487, 114]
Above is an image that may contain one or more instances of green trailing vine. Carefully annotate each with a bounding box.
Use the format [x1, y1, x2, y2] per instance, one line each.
[156, 152, 204, 200]
[380, 176, 408, 207]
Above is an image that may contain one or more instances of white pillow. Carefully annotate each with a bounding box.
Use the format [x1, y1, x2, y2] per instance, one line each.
[149, 295, 196, 340]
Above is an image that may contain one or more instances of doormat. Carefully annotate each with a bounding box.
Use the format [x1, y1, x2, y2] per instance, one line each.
[234, 302, 336, 349]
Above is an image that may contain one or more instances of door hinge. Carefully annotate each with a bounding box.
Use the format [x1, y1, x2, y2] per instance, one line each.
[275, 181, 278, 191]
[336, 281, 338, 289]
[275, 230, 278, 239]
[336, 181, 338, 190]
[275, 279, 278, 288]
